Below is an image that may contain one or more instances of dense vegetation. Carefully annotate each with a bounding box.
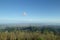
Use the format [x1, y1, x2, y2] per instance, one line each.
[0, 25, 60, 40]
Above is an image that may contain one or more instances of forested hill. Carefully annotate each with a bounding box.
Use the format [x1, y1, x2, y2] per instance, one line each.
[0, 25, 60, 35]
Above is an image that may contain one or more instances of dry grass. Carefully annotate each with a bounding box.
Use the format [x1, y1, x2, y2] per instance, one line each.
[0, 31, 60, 40]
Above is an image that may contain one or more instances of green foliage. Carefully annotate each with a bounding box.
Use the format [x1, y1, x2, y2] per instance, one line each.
[0, 31, 60, 40]
[0, 26, 60, 40]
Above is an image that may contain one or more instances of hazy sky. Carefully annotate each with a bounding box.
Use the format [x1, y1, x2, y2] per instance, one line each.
[0, 0, 60, 23]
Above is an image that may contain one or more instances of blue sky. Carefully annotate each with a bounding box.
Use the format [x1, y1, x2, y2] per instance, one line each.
[0, 0, 60, 23]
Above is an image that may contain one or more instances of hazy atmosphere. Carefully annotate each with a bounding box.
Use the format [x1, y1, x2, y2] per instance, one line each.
[0, 0, 60, 40]
[0, 0, 60, 23]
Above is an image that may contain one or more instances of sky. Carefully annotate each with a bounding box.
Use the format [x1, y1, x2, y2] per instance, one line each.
[0, 0, 60, 23]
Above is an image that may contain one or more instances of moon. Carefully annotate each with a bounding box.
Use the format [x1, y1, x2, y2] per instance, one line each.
[23, 12, 27, 16]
